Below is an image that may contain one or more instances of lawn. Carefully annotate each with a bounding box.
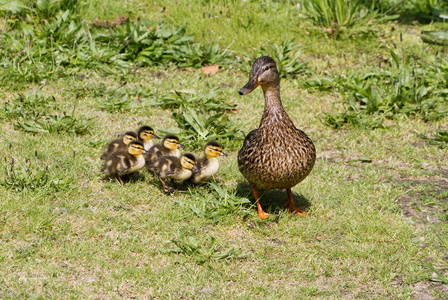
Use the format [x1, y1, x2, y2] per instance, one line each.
[1, 0, 448, 298]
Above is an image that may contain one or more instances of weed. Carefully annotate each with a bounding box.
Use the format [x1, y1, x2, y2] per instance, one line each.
[152, 88, 236, 112]
[2, 90, 58, 121]
[170, 107, 246, 150]
[421, 130, 448, 148]
[251, 38, 308, 79]
[316, 51, 448, 129]
[178, 182, 253, 222]
[166, 230, 245, 264]
[3, 90, 91, 135]
[14, 113, 91, 134]
[2, 158, 70, 192]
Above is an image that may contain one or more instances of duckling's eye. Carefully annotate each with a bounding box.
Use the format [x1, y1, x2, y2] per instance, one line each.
[264, 66, 270, 71]
[212, 148, 220, 152]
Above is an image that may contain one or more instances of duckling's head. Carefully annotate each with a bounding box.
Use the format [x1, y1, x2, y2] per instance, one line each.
[127, 140, 148, 156]
[239, 56, 279, 95]
[204, 141, 228, 158]
[138, 126, 160, 142]
[123, 131, 138, 145]
[162, 135, 185, 151]
[180, 153, 198, 171]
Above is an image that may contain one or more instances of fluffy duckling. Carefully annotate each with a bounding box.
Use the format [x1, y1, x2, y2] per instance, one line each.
[153, 153, 198, 193]
[100, 131, 138, 160]
[190, 141, 227, 184]
[101, 140, 148, 185]
[146, 134, 185, 171]
[137, 126, 160, 151]
[238, 56, 316, 219]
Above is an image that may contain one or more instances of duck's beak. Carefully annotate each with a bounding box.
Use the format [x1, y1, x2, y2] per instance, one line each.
[153, 134, 161, 139]
[143, 150, 149, 154]
[220, 151, 228, 157]
[193, 165, 198, 172]
[239, 77, 258, 95]
[178, 143, 185, 148]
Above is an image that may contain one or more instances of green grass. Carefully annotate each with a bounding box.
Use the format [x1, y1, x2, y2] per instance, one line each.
[1, 0, 448, 299]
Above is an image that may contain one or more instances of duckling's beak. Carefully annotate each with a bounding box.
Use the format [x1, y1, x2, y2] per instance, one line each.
[220, 151, 228, 157]
[178, 143, 185, 148]
[153, 134, 160, 139]
[143, 150, 149, 154]
[193, 165, 198, 172]
[239, 77, 258, 95]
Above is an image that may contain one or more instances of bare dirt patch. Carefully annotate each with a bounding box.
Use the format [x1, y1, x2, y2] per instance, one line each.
[396, 169, 448, 299]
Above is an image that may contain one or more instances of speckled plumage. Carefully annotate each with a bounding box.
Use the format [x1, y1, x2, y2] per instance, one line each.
[237, 56, 316, 191]
[153, 153, 197, 192]
[153, 154, 195, 182]
[100, 131, 138, 160]
[190, 141, 226, 184]
[101, 140, 147, 180]
[146, 135, 183, 171]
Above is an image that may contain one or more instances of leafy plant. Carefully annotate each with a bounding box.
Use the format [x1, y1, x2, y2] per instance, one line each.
[14, 113, 90, 134]
[170, 107, 246, 150]
[421, 130, 448, 148]
[152, 88, 236, 112]
[166, 231, 245, 264]
[251, 38, 308, 79]
[2, 158, 70, 192]
[0, 5, 235, 85]
[3, 90, 91, 134]
[183, 182, 253, 222]
[2, 90, 58, 121]
[315, 51, 448, 129]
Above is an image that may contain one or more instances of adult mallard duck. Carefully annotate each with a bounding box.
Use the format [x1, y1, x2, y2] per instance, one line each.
[237, 56, 316, 219]
[101, 140, 148, 185]
[137, 125, 160, 151]
[190, 141, 227, 184]
[100, 131, 138, 160]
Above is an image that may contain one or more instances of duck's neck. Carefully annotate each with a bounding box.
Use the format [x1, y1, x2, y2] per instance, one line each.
[260, 83, 289, 126]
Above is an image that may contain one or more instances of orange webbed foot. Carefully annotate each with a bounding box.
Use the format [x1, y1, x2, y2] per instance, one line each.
[258, 210, 269, 219]
[288, 205, 309, 217]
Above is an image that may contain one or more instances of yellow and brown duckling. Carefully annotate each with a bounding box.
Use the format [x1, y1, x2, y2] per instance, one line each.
[100, 131, 138, 160]
[101, 140, 149, 185]
[153, 153, 198, 193]
[237, 56, 316, 219]
[137, 125, 160, 151]
[146, 134, 185, 172]
[190, 141, 227, 184]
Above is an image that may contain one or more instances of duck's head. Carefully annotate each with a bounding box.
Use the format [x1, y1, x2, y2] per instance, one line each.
[239, 56, 279, 95]
[123, 131, 138, 145]
[204, 141, 227, 158]
[138, 126, 160, 142]
[162, 135, 185, 151]
[180, 153, 198, 171]
[127, 140, 148, 155]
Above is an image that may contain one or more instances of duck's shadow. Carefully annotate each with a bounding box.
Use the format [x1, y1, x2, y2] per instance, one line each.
[235, 182, 311, 214]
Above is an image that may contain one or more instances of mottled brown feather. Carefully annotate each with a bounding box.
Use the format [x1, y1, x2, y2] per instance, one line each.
[237, 56, 316, 190]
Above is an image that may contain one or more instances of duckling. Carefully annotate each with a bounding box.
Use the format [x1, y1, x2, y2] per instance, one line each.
[137, 125, 160, 151]
[101, 140, 148, 185]
[190, 141, 227, 184]
[146, 134, 185, 171]
[153, 153, 198, 193]
[237, 56, 316, 219]
[100, 131, 138, 160]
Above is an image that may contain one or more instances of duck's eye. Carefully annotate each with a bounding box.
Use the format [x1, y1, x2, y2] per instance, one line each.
[264, 66, 270, 71]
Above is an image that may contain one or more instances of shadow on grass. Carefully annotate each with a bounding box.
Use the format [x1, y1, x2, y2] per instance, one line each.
[235, 181, 312, 215]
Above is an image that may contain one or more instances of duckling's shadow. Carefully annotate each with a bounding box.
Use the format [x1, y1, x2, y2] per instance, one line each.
[235, 182, 311, 214]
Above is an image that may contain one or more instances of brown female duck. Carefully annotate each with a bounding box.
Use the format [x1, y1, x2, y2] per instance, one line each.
[237, 56, 316, 219]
